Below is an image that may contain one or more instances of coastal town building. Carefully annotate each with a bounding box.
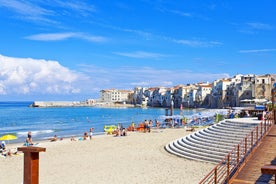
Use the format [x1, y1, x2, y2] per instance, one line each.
[194, 82, 212, 107]
[149, 87, 168, 107]
[99, 89, 133, 103]
[132, 87, 148, 105]
[255, 74, 274, 100]
[208, 78, 231, 108]
[172, 85, 186, 108]
[100, 74, 276, 109]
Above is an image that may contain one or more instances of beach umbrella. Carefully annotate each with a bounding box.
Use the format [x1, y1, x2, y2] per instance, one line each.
[0, 134, 17, 144]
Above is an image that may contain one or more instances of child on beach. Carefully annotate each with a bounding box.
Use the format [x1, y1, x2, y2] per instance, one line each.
[89, 128, 94, 140]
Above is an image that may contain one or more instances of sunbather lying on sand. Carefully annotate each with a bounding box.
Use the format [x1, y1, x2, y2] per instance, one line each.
[49, 135, 58, 142]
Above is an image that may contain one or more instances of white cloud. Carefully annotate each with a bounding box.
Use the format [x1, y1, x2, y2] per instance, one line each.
[25, 32, 107, 42]
[52, 0, 95, 15]
[0, 0, 96, 24]
[0, 55, 230, 100]
[0, 0, 56, 24]
[247, 22, 273, 30]
[239, 48, 276, 53]
[113, 51, 167, 59]
[239, 22, 273, 34]
[0, 54, 82, 95]
[0, 0, 50, 17]
[159, 8, 192, 17]
[173, 39, 222, 48]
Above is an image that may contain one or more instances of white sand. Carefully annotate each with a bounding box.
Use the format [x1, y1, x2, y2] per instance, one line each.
[0, 128, 215, 184]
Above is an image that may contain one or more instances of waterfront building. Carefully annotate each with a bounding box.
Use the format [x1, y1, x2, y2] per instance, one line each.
[172, 85, 186, 108]
[255, 74, 275, 100]
[100, 89, 133, 103]
[128, 73, 276, 108]
[194, 82, 212, 107]
[209, 78, 231, 108]
[132, 87, 148, 105]
[149, 87, 167, 107]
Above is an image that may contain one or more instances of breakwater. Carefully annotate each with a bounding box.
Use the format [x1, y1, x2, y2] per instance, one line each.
[30, 101, 136, 108]
[30, 101, 94, 107]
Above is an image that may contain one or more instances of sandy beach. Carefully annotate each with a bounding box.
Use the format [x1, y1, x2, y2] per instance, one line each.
[0, 128, 215, 184]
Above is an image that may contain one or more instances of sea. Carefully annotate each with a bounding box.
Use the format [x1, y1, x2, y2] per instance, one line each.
[0, 101, 213, 144]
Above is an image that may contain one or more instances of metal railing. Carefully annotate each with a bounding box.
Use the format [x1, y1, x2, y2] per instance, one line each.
[199, 116, 274, 184]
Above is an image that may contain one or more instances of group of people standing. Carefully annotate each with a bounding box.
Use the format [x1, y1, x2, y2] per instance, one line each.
[143, 120, 152, 133]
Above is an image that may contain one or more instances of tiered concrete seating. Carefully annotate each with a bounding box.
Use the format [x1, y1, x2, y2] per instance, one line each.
[165, 119, 260, 163]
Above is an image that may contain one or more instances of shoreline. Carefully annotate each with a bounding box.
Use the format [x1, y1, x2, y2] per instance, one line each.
[0, 127, 215, 184]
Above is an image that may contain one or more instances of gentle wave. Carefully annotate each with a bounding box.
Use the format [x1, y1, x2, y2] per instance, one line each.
[17, 130, 55, 137]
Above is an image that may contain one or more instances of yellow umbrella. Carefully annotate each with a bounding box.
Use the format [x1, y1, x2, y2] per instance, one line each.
[0, 134, 17, 144]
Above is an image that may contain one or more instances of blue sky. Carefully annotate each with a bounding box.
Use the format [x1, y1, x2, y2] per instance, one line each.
[0, 0, 275, 101]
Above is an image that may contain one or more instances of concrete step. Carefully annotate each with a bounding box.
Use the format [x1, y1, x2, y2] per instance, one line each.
[205, 127, 248, 139]
[198, 130, 243, 143]
[212, 124, 252, 134]
[165, 119, 260, 163]
[178, 138, 230, 155]
[165, 144, 221, 163]
[187, 135, 235, 151]
[193, 132, 239, 147]
[166, 142, 222, 163]
[182, 136, 231, 154]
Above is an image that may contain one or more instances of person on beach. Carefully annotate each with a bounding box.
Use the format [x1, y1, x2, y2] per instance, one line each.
[113, 127, 120, 136]
[148, 120, 152, 132]
[49, 135, 58, 142]
[83, 132, 89, 140]
[155, 119, 160, 129]
[121, 128, 127, 136]
[131, 122, 135, 131]
[89, 128, 94, 140]
[143, 120, 148, 133]
[0, 141, 6, 152]
[144, 120, 150, 133]
[70, 137, 77, 141]
[26, 131, 33, 146]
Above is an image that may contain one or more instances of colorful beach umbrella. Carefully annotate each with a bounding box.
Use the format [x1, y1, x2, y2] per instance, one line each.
[0, 134, 17, 141]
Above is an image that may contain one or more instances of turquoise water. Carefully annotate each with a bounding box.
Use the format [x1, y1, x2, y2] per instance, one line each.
[0, 101, 203, 143]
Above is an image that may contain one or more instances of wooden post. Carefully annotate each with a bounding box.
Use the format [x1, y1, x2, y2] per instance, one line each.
[227, 154, 230, 183]
[17, 147, 46, 184]
[251, 131, 253, 147]
[256, 126, 258, 143]
[272, 87, 276, 124]
[244, 137, 247, 155]
[260, 122, 263, 137]
[237, 144, 240, 166]
[214, 167, 217, 184]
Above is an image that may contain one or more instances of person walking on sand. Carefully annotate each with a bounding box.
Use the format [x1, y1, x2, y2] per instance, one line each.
[89, 128, 94, 140]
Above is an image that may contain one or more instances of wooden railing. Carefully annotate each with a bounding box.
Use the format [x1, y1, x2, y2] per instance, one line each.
[199, 116, 274, 184]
